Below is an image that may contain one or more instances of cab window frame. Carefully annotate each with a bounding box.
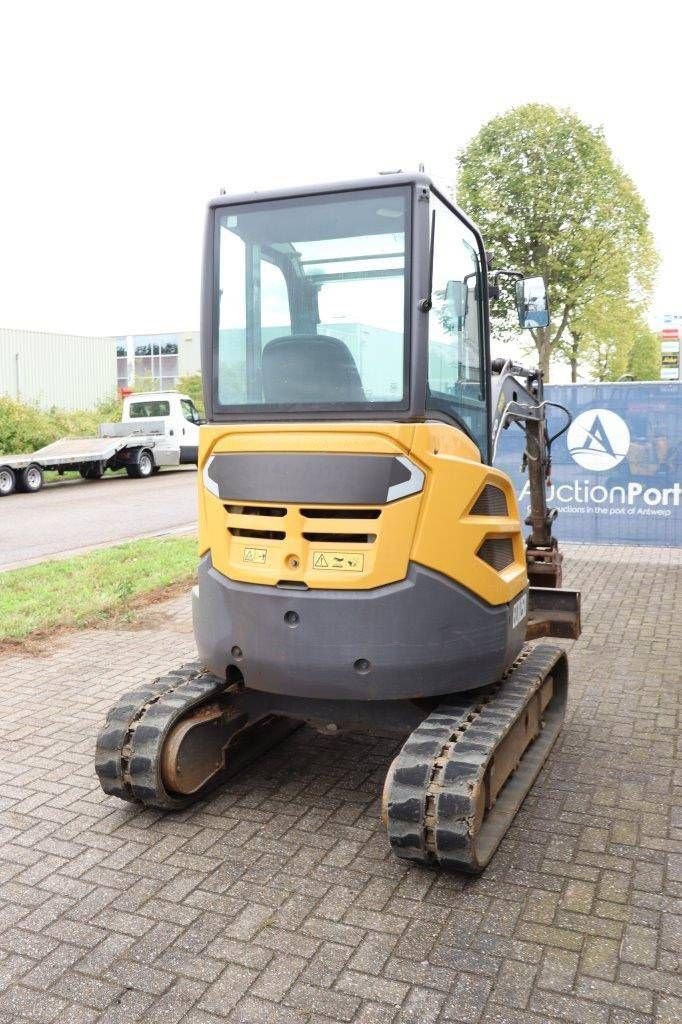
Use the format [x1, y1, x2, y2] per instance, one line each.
[210, 184, 413, 418]
[128, 400, 171, 419]
[425, 186, 492, 463]
[180, 399, 200, 424]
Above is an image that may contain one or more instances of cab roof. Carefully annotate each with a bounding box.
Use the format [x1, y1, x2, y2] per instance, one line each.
[207, 172, 434, 210]
[125, 391, 190, 402]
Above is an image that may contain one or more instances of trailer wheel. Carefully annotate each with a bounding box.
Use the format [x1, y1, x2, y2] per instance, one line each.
[0, 466, 16, 497]
[80, 463, 104, 480]
[18, 464, 44, 493]
[126, 449, 154, 479]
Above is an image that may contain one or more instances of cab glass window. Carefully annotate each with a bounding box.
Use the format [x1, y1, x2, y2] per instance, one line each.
[214, 187, 409, 409]
[129, 400, 170, 418]
[427, 193, 487, 456]
[180, 399, 199, 424]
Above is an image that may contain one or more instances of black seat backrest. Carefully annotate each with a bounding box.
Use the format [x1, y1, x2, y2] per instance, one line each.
[261, 334, 365, 404]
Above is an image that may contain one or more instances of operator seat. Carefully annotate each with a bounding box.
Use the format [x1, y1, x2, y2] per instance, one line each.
[262, 334, 365, 404]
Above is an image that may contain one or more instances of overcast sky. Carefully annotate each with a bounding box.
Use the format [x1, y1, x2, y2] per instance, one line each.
[0, 0, 679, 338]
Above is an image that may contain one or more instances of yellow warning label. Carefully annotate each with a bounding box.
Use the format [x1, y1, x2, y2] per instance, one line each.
[313, 551, 364, 571]
[243, 547, 267, 564]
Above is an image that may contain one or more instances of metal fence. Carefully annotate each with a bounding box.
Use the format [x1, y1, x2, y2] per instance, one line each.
[494, 381, 682, 547]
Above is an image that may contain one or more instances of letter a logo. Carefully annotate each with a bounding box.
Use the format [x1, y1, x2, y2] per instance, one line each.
[567, 409, 630, 471]
[582, 415, 615, 458]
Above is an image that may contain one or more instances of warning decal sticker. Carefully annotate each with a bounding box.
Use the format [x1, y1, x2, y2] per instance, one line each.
[243, 547, 267, 564]
[313, 551, 364, 571]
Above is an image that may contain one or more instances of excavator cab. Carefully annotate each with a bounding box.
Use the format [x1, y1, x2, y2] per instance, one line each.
[96, 174, 580, 872]
[202, 176, 490, 456]
[195, 176, 527, 700]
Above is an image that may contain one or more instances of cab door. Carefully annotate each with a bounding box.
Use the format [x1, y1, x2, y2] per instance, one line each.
[179, 398, 201, 464]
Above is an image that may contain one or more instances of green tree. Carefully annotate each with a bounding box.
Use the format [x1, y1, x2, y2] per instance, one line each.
[628, 324, 661, 381]
[177, 373, 205, 416]
[457, 104, 658, 380]
[569, 298, 640, 381]
[558, 248, 633, 381]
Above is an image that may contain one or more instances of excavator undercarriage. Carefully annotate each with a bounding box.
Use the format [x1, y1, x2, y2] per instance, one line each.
[96, 639, 571, 872]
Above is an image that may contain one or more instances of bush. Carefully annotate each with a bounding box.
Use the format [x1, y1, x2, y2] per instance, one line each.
[93, 394, 123, 423]
[177, 374, 205, 416]
[0, 398, 54, 455]
[0, 393, 123, 456]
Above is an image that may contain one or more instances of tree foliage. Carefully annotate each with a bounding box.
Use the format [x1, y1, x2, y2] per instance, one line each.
[628, 324, 661, 381]
[565, 287, 661, 384]
[570, 298, 640, 382]
[457, 104, 658, 380]
[177, 373, 205, 416]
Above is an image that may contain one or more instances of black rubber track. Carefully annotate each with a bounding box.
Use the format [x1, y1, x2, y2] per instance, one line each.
[384, 643, 569, 873]
[95, 662, 300, 810]
[95, 662, 219, 809]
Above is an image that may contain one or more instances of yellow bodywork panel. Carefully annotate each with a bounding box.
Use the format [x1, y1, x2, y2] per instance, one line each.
[198, 421, 527, 605]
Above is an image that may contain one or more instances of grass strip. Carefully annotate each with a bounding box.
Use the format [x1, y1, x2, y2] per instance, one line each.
[0, 535, 197, 643]
[43, 470, 82, 482]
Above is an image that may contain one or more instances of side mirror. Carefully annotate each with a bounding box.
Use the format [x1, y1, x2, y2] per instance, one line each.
[516, 276, 550, 329]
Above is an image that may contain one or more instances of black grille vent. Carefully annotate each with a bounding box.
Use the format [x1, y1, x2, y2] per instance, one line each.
[301, 508, 381, 519]
[477, 538, 515, 571]
[225, 504, 286, 517]
[470, 485, 508, 517]
[302, 532, 376, 544]
[228, 527, 286, 540]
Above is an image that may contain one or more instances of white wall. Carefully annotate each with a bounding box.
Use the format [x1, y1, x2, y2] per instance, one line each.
[0, 329, 117, 410]
[178, 331, 201, 376]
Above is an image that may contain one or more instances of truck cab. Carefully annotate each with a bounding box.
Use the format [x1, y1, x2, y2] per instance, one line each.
[122, 390, 203, 464]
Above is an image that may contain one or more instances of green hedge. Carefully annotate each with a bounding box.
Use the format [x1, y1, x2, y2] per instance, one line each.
[0, 395, 122, 456]
[177, 374, 205, 416]
[0, 380, 205, 457]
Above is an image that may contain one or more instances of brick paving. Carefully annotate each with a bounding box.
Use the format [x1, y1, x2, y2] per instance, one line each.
[0, 543, 680, 1024]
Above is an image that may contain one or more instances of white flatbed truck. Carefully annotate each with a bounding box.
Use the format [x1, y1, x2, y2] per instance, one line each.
[0, 391, 203, 497]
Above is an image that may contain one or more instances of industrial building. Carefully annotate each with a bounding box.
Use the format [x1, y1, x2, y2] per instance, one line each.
[0, 329, 202, 410]
[116, 332, 201, 391]
[0, 328, 117, 411]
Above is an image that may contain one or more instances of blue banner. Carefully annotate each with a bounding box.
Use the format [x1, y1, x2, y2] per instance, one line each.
[494, 382, 682, 547]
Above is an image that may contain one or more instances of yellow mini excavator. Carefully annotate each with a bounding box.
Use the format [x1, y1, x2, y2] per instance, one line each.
[96, 174, 580, 872]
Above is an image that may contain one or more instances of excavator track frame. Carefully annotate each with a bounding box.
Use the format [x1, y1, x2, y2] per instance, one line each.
[382, 643, 568, 872]
[95, 663, 299, 810]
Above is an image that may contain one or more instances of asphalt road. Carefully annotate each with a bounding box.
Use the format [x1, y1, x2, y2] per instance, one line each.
[0, 467, 198, 570]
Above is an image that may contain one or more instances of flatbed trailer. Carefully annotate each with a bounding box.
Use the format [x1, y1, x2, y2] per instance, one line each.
[0, 391, 204, 497]
[0, 424, 170, 496]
